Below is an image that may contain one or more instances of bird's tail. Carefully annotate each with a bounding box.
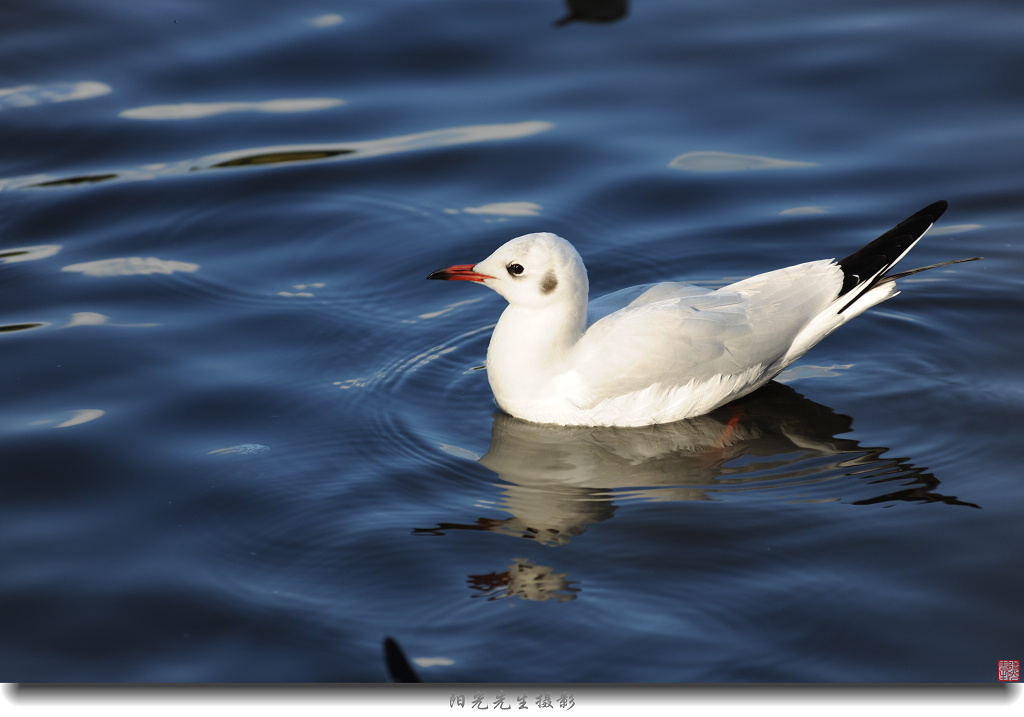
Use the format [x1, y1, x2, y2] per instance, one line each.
[834, 200, 979, 313]
[877, 256, 982, 283]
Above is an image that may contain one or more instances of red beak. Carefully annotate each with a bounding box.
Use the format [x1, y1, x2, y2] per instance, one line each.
[426, 263, 494, 283]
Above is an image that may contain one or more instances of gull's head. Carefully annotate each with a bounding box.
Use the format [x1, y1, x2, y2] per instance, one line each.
[427, 232, 588, 310]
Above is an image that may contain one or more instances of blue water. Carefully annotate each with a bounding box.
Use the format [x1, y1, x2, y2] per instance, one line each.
[2, 0, 1022, 683]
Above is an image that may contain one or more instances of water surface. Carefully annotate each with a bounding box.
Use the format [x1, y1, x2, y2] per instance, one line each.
[1, 0, 1022, 683]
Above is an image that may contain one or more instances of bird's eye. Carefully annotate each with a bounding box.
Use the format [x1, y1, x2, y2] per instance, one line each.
[507, 263, 525, 276]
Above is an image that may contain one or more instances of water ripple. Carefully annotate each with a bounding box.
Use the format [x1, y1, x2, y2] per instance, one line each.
[2, 120, 554, 190]
[413, 383, 980, 547]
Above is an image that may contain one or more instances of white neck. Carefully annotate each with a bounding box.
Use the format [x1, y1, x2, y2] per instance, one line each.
[486, 301, 586, 411]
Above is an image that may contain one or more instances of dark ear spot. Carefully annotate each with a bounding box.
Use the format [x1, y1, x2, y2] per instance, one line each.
[540, 271, 558, 295]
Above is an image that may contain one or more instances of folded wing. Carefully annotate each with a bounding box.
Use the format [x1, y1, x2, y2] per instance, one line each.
[569, 260, 844, 405]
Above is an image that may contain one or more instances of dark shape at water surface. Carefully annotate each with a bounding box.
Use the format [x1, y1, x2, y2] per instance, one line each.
[0, 322, 46, 333]
[26, 173, 119, 188]
[204, 148, 356, 168]
[383, 637, 421, 683]
[555, 0, 629, 26]
[416, 382, 978, 547]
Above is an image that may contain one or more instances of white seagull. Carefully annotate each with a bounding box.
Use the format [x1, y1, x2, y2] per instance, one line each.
[428, 201, 978, 427]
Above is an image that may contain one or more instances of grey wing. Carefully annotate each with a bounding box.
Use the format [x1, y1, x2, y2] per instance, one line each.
[586, 281, 713, 326]
[571, 261, 844, 398]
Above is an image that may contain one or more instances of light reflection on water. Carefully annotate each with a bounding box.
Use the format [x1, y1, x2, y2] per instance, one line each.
[0, 81, 112, 109]
[120, 98, 345, 120]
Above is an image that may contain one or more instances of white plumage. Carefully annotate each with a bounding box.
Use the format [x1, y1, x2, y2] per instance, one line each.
[428, 201, 976, 427]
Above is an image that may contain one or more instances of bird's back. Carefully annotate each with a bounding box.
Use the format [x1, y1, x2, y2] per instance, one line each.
[578, 261, 842, 384]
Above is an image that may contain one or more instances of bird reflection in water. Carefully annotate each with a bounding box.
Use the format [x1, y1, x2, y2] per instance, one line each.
[416, 382, 977, 548]
[468, 558, 579, 603]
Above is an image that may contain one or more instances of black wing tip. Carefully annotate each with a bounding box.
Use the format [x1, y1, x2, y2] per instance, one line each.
[916, 199, 948, 222]
[886, 199, 948, 239]
[383, 636, 422, 683]
[836, 200, 950, 297]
